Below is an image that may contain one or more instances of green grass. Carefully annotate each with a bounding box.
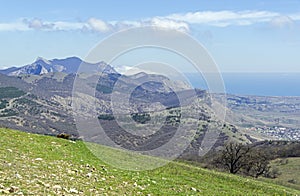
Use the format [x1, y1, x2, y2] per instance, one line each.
[261, 157, 300, 191]
[0, 128, 299, 195]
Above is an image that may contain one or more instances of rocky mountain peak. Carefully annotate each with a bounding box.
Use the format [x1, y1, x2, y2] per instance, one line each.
[0, 57, 118, 76]
[35, 57, 51, 65]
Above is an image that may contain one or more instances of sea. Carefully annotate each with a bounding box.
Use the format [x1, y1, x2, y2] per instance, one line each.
[185, 72, 300, 97]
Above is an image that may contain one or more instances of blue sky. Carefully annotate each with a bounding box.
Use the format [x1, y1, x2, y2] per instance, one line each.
[0, 0, 300, 72]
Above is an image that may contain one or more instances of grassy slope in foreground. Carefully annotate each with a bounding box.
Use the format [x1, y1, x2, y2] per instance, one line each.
[0, 128, 299, 195]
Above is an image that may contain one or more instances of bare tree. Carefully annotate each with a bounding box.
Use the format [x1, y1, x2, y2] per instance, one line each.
[216, 142, 250, 174]
[243, 150, 270, 178]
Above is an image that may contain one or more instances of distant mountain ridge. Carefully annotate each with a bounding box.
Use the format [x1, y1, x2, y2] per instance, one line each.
[0, 57, 118, 76]
[1, 57, 298, 156]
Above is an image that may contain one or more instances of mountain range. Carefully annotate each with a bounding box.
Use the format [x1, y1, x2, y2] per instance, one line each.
[0, 57, 118, 76]
[0, 56, 299, 160]
[0, 57, 251, 157]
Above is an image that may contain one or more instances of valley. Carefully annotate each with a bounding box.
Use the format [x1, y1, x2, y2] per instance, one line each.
[0, 57, 299, 194]
[0, 57, 299, 149]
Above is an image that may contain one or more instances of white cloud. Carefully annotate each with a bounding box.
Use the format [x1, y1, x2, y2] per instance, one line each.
[87, 18, 111, 32]
[28, 19, 43, 29]
[0, 18, 113, 33]
[109, 19, 189, 32]
[50, 21, 86, 31]
[289, 13, 300, 20]
[0, 10, 299, 33]
[115, 65, 159, 75]
[111, 20, 142, 29]
[0, 17, 189, 33]
[0, 22, 29, 31]
[22, 18, 87, 31]
[26, 18, 54, 30]
[165, 10, 282, 27]
[270, 15, 294, 28]
[148, 17, 189, 32]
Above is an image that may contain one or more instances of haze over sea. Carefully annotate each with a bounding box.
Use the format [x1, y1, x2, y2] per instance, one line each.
[187, 72, 300, 97]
